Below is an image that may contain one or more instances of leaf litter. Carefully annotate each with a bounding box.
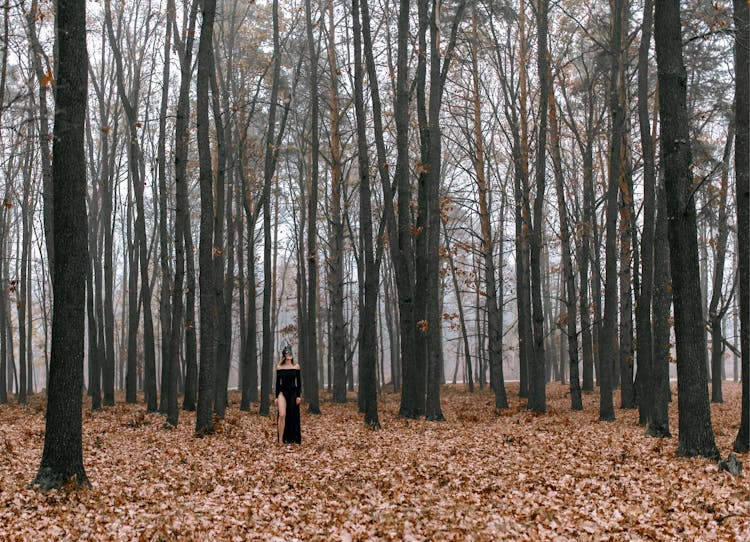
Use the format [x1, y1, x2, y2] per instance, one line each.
[0, 383, 748, 540]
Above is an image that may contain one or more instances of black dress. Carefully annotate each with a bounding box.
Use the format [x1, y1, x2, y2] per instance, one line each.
[275, 367, 301, 444]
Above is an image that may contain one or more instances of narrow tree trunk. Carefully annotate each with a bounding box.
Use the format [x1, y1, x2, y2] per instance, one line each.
[259, 0, 282, 417]
[708, 120, 734, 404]
[327, 0, 347, 404]
[470, 5, 504, 407]
[304, 0, 321, 415]
[636, 0, 656, 426]
[599, 0, 626, 422]
[647, 174, 671, 438]
[352, 0, 380, 427]
[549, 86, 582, 410]
[195, 0, 218, 434]
[157, 7, 174, 415]
[528, 0, 549, 414]
[445, 226, 473, 393]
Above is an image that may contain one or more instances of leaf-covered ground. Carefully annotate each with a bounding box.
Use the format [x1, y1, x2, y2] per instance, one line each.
[1, 383, 748, 540]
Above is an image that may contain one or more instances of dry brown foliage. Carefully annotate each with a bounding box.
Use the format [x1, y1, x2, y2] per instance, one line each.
[0, 383, 748, 540]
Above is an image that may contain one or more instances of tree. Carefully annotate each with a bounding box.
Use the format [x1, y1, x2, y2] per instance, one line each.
[636, 0, 657, 426]
[304, 0, 321, 415]
[654, 0, 718, 459]
[259, 0, 282, 418]
[196, 0, 219, 435]
[352, 0, 381, 428]
[469, 4, 506, 410]
[549, 83, 583, 411]
[31, 0, 90, 490]
[527, 0, 550, 414]
[326, 0, 347, 404]
[733, 0, 749, 453]
[104, 0, 158, 413]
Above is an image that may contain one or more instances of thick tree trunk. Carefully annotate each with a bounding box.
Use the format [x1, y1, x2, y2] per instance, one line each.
[32, 0, 89, 490]
[655, 0, 718, 459]
[733, 0, 750, 453]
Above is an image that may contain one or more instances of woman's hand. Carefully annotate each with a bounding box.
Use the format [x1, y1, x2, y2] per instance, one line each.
[296, 397, 301, 406]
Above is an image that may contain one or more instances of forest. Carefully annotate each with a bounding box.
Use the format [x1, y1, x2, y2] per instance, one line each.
[0, 0, 748, 538]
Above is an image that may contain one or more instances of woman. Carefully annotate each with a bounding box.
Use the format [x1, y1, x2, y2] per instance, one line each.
[274, 345, 302, 444]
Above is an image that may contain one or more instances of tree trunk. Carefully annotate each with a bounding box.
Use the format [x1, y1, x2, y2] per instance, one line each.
[104, 0, 157, 412]
[304, 0, 321, 415]
[195, 0, 218, 434]
[157, 6, 174, 415]
[733, 0, 749, 453]
[527, 0, 549, 414]
[209, 49, 228, 420]
[32, 0, 89, 489]
[260, 0, 282, 417]
[470, 5, 504, 408]
[327, 0, 347, 404]
[549, 86, 582, 411]
[599, 0, 626, 422]
[391, 0, 418, 419]
[647, 174, 671, 438]
[708, 120, 734, 404]
[352, 0, 380, 427]
[655, 0, 718, 459]
[636, 0, 656, 426]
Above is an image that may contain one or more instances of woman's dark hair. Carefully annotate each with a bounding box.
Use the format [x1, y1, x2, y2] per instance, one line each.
[280, 345, 293, 365]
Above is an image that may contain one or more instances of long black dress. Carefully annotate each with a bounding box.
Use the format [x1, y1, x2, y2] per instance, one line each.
[275, 367, 301, 444]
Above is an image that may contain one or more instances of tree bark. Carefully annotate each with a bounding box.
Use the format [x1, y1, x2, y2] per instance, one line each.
[32, 0, 90, 490]
[647, 174, 671, 438]
[655, 0, 718, 458]
[528, 0, 549, 414]
[470, 5, 505, 408]
[327, 0, 347, 404]
[549, 85, 582, 411]
[733, 0, 750, 453]
[157, 5, 174, 415]
[304, 0, 321, 415]
[708, 120, 734, 404]
[195, 0, 218, 434]
[352, 0, 380, 428]
[260, 0, 282, 417]
[636, 0, 656, 426]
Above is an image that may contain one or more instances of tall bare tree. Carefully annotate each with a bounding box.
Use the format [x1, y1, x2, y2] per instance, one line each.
[733, 0, 749, 453]
[32, 0, 89, 490]
[655, 0, 718, 459]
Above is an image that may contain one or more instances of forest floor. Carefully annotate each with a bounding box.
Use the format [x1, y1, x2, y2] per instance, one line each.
[0, 383, 748, 541]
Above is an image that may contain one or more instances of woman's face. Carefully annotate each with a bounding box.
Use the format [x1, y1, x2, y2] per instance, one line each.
[285, 353, 293, 363]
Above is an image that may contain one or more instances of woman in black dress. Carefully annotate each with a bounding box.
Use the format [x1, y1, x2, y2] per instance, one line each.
[274, 346, 302, 444]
